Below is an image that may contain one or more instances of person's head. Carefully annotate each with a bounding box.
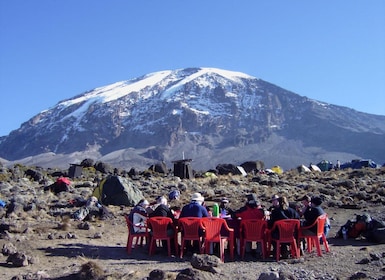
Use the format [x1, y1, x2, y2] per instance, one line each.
[191, 192, 204, 205]
[271, 194, 279, 207]
[156, 196, 168, 206]
[138, 199, 150, 208]
[301, 195, 311, 207]
[220, 197, 229, 207]
[246, 193, 260, 208]
[310, 196, 323, 207]
[168, 190, 180, 201]
[278, 196, 289, 210]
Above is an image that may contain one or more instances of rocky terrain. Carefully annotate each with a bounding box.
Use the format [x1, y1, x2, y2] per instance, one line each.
[0, 162, 385, 280]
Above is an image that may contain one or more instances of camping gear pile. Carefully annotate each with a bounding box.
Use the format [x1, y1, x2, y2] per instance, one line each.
[336, 213, 385, 243]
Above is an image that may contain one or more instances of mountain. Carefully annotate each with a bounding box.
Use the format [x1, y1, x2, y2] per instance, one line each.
[1, 67, 384, 170]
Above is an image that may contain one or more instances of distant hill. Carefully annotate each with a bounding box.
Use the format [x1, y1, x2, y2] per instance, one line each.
[1, 67, 384, 170]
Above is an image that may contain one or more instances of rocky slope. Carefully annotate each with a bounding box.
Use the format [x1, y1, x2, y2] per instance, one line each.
[0, 162, 385, 279]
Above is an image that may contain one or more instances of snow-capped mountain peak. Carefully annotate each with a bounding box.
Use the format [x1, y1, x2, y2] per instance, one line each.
[0, 67, 384, 170]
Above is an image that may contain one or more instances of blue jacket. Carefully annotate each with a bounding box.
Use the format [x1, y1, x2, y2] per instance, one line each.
[180, 201, 209, 218]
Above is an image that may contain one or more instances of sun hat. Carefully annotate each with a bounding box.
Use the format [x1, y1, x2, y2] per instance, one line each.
[140, 199, 150, 207]
[191, 192, 204, 202]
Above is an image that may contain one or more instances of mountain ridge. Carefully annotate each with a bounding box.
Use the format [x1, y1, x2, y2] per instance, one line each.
[1, 67, 384, 170]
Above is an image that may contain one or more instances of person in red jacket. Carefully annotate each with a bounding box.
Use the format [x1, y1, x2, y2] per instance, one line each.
[234, 193, 265, 220]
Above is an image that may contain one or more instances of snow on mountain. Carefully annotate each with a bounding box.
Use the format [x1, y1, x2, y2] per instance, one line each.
[0, 67, 384, 170]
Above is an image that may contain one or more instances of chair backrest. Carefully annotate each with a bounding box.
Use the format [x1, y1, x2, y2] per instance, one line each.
[240, 219, 267, 239]
[125, 215, 135, 232]
[315, 214, 327, 236]
[274, 219, 300, 242]
[178, 217, 202, 239]
[148, 217, 173, 239]
[201, 217, 226, 241]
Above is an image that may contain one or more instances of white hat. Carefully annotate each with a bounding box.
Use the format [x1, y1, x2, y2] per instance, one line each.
[140, 199, 150, 206]
[191, 192, 204, 202]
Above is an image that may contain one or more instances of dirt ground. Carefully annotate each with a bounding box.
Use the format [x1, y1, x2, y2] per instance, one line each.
[1, 205, 385, 280]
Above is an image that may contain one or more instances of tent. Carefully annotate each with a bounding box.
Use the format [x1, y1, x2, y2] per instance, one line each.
[309, 164, 322, 172]
[317, 160, 333, 171]
[92, 175, 144, 206]
[271, 165, 283, 174]
[297, 165, 311, 173]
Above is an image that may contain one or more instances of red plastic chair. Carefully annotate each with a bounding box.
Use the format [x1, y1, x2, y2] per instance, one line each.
[124, 215, 149, 255]
[201, 217, 234, 262]
[147, 217, 178, 257]
[240, 219, 268, 259]
[269, 219, 300, 261]
[178, 217, 204, 258]
[299, 214, 330, 256]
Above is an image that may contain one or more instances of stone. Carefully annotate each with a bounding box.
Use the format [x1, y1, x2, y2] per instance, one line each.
[149, 269, 165, 280]
[190, 253, 221, 273]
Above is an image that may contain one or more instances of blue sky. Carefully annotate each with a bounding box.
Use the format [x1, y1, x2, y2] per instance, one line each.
[1, 1, 384, 137]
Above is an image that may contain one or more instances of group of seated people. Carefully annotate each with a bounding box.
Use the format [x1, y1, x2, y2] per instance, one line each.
[128, 190, 331, 258]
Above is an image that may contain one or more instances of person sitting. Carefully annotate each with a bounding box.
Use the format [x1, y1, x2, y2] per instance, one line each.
[128, 199, 150, 233]
[301, 196, 331, 237]
[233, 193, 265, 220]
[149, 196, 176, 252]
[150, 196, 175, 220]
[180, 193, 209, 218]
[219, 197, 234, 217]
[179, 192, 208, 253]
[232, 194, 266, 257]
[268, 196, 300, 258]
[268, 194, 280, 213]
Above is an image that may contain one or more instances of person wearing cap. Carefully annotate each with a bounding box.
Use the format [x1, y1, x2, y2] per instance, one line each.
[128, 199, 150, 233]
[180, 193, 209, 218]
[233, 193, 265, 220]
[219, 197, 234, 217]
[269, 194, 280, 211]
